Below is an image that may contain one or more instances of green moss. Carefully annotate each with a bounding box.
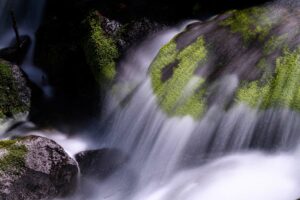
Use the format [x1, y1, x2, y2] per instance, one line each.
[237, 81, 271, 108]
[151, 41, 178, 91]
[237, 47, 300, 110]
[173, 78, 206, 118]
[82, 11, 119, 86]
[263, 34, 287, 55]
[268, 48, 300, 108]
[0, 60, 28, 119]
[221, 7, 273, 43]
[150, 37, 207, 118]
[0, 111, 4, 119]
[256, 58, 268, 70]
[0, 139, 27, 173]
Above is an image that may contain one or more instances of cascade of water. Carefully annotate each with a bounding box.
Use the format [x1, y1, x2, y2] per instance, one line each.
[68, 21, 300, 199]
[2, 1, 300, 200]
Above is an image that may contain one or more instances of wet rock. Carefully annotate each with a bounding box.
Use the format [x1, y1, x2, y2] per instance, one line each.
[75, 148, 128, 180]
[116, 18, 163, 52]
[0, 59, 31, 119]
[0, 135, 78, 200]
[149, 2, 300, 118]
[0, 35, 31, 64]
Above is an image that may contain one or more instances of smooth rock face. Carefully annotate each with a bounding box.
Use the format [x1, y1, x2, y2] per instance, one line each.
[75, 148, 128, 180]
[0, 135, 78, 200]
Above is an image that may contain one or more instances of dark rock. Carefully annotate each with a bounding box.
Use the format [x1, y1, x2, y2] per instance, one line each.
[0, 35, 31, 64]
[32, 0, 162, 127]
[116, 18, 163, 52]
[0, 135, 78, 200]
[75, 148, 128, 180]
[100, 15, 163, 51]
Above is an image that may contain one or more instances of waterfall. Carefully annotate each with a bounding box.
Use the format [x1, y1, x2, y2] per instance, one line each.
[2, 1, 300, 200]
[61, 21, 300, 199]
[0, 0, 53, 97]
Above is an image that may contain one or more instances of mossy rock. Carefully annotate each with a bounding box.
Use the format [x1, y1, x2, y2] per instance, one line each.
[149, 2, 300, 118]
[0, 135, 78, 200]
[237, 47, 300, 110]
[0, 59, 31, 120]
[82, 11, 119, 87]
[0, 139, 27, 173]
[220, 7, 274, 43]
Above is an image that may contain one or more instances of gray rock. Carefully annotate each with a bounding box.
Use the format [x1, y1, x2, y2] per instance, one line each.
[0, 135, 78, 200]
[0, 59, 31, 119]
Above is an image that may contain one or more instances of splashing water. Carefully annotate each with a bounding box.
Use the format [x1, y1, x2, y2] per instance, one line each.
[138, 152, 300, 200]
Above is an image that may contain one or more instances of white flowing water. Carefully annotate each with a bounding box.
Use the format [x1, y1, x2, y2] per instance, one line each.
[65, 24, 300, 200]
[1, 1, 300, 200]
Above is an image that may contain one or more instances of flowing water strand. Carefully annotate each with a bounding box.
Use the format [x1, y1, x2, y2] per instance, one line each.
[0, 0, 53, 96]
[76, 19, 300, 199]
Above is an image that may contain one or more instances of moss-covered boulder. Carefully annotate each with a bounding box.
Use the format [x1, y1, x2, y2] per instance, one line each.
[82, 11, 119, 87]
[81, 12, 162, 87]
[0, 135, 78, 200]
[150, 2, 300, 118]
[0, 59, 31, 120]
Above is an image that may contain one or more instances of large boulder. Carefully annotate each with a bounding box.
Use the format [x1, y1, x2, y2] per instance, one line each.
[149, 1, 300, 118]
[0, 59, 31, 120]
[0, 135, 78, 200]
